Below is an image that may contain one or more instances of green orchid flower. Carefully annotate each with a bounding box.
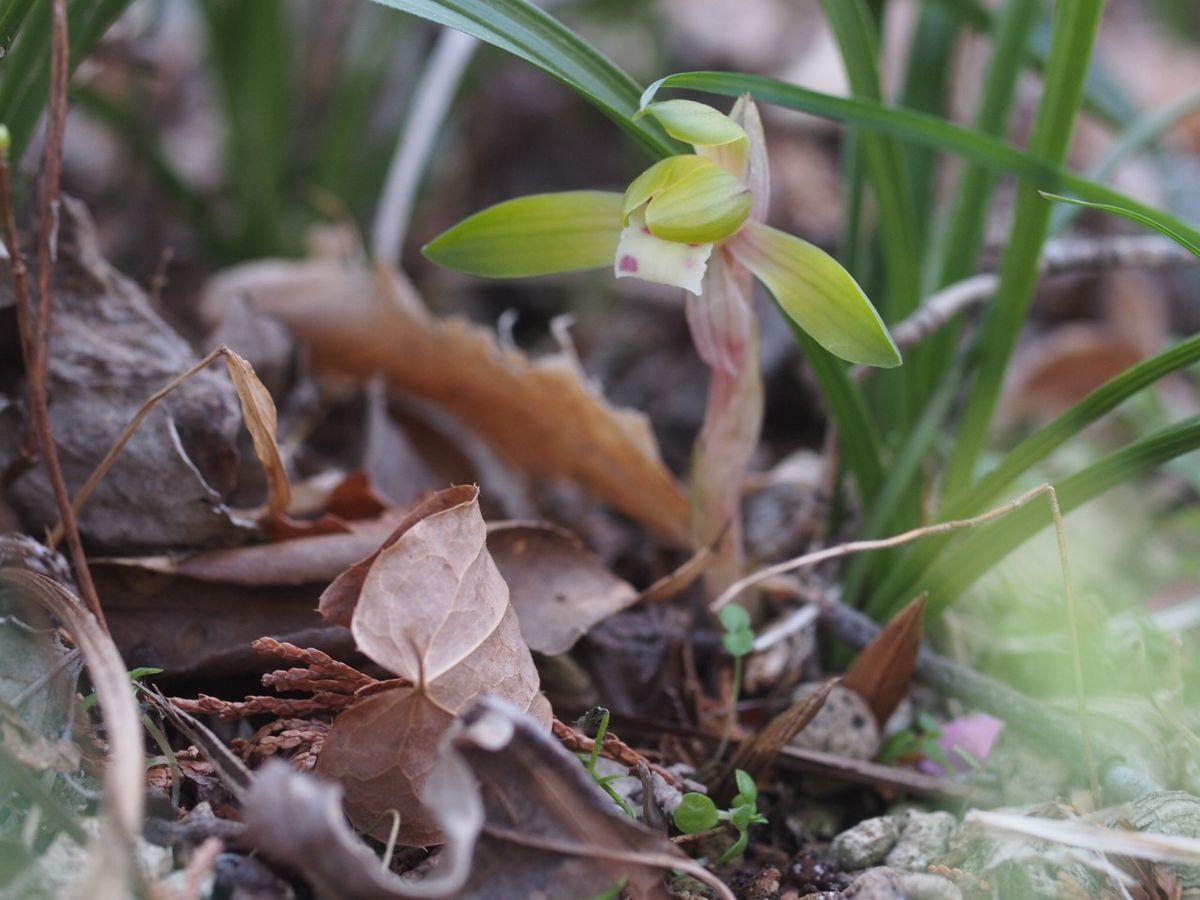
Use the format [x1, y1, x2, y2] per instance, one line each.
[423, 97, 900, 369]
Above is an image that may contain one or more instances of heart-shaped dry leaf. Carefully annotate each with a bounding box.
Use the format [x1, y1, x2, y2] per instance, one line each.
[315, 485, 550, 846]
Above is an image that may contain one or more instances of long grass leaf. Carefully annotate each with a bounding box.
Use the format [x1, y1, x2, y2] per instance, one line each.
[639, 73, 1200, 256]
[868, 333, 1200, 616]
[0, 0, 132, 159]
[787, 325, 884, 502]
[1042, 192, 1200, 258]
[368, 0, 679, 158]
[941, 0, 1105, 496]
[918, 416, 1200, 616]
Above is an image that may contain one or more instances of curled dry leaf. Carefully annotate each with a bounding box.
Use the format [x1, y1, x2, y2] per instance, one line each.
[488, 521, 638, 655]
[202, 257, 690, 545]
[0, 570, 144, 900]
[97, 507, 639, 675]
[63, 345, 292, 544]
[315, 485, 550, 846]
[0, 197, 249, 551]
[718, 676, 837, 802]
[221, 349, 291, 520]
[242, 759, 478, 900]
[440, 696, 735, 900]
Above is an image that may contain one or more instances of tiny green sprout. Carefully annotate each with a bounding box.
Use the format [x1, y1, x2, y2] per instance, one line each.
[80, 666, 163, 713]
[718, 604, 754, 658]
[575, 706, 636, 818]
[586, 876, 629, 900]
[423, 97, 900, 369]
[709, 604, 754, 766]
[672, 768, 768, 867]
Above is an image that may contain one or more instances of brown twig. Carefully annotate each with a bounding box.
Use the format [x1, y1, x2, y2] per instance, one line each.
[883, 233, 1197, 358]
[551, 719, 681, 786]
[0, 4, 107, 629]
[0, 130, 37, 481]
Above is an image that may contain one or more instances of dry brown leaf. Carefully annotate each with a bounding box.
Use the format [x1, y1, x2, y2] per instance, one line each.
[842, 593, 926, 726]
[719, 677, 837, 802]
[315, 485, 550, 846]
[99, 507, 632, 672]
[999, 325, 1144, 426]
[242, 759, 477, 899]
[440, 696, 734, 900]
[488, 521, 638, 655]
[222, 350, 291, 520]
[202, 258, 690, 545]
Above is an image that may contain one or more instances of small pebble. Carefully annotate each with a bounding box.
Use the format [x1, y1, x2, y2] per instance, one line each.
[790, 683, 880, 760]
[885, 809, 957, 871]
[844, 866, 901, 899]
[897, 872, 963, 900]
[830, 816, 899, 870]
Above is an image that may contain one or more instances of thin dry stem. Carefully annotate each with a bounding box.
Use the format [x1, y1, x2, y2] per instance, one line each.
[712, 483, 1059, 611]
[0, 2, 107, 628]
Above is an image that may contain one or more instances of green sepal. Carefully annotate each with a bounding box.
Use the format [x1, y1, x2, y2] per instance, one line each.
[729, 222, 901, 368]
[423, 190, 624, 278]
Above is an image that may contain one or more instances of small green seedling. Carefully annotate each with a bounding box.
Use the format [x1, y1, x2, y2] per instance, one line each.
[879, 711, 983, 773]
[576, 706, 636, 818]
[672, 769, 767, 866]
[80, 666, 163, 712]
[709, 604, 754, 765]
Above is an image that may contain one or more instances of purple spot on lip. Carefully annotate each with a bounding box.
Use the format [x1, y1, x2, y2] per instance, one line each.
[641, 226, 651, 235]
[687, 243, 700, 248]
[618, 254, 639, 273]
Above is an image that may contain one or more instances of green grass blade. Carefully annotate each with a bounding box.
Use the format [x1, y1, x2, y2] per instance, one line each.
[368, 0, 679, 158]
[786, 325, 884, 503]
[200, 0, 292, 258]
[898, 2, 956, 233]
[0, 0, 37, 55]
[917, 416, 1200, 617]
[933, 0, 1038, 289]
[867, 333, 1200, 616]
[0, 0, 132, 159]
[842, 361, 959, 602]
[918, 0, 1037, 418]
[942, 0, 1105, 497]
[640, 73, 1200, 256]
[819, 0, 922, 433]
[819, 0, 921, 323]
[1041, 192, 1200, 258]
[1050, 87, 1200, 235]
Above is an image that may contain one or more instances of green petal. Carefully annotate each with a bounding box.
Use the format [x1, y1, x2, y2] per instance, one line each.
[644, 161, 751, 243]
[636, 99, 747, 147]
[423, 191, 624, 278]
[729, 222, 901, 368]
[622, 155, 710, 223]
